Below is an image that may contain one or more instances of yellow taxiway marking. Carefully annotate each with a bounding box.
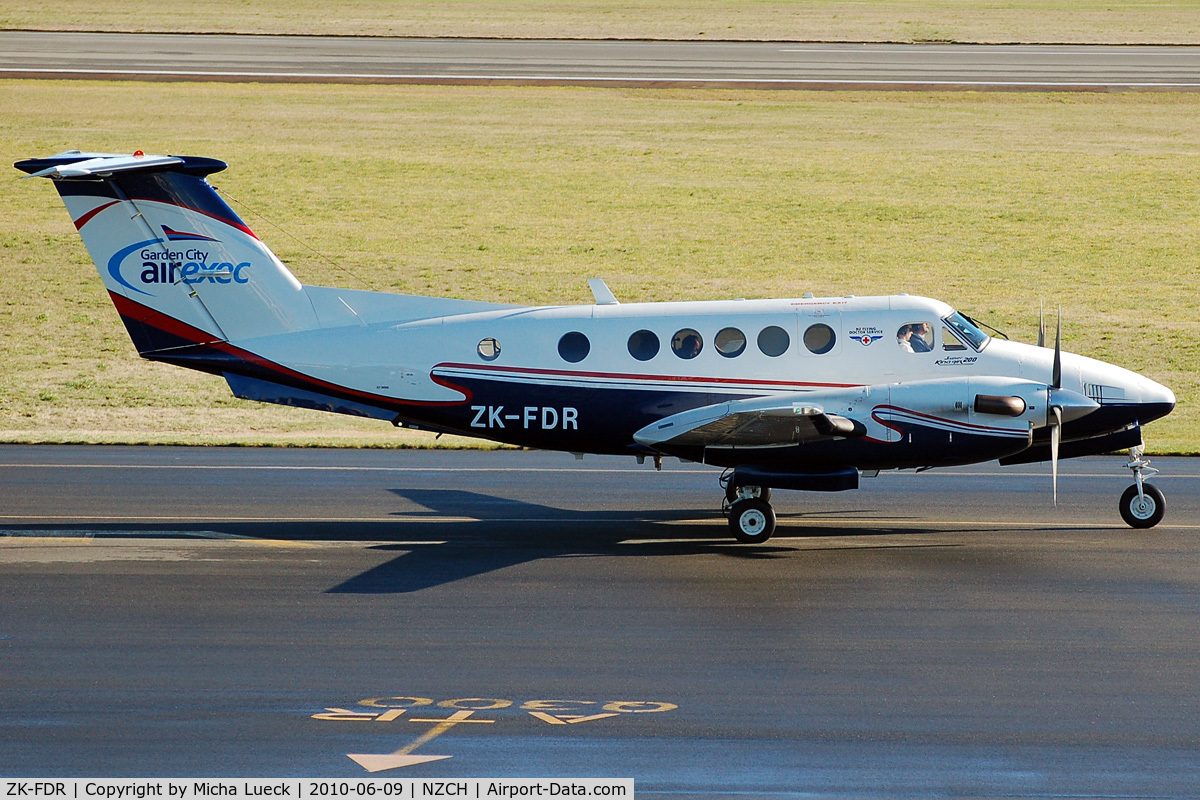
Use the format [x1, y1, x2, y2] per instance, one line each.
[640, 519, 1200, 532]
[0, 463, 692, 474]
[313, 708, 379, 721]
[231, 538, 314, 548]
[347, 710, 493, 773]
[5, 517, 1199, 535]
[528, 711, 619, 725]
[3, 462, 1196, 479]
[8, 514, 1196, 530]
[327, 695, 678, 771]
[345, 753, 450, 772]
[0, 530, 448, 548]
[0, 514, 477, 523]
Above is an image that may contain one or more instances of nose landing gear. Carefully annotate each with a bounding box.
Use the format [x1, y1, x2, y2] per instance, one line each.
[1120, 446, 1165, 529]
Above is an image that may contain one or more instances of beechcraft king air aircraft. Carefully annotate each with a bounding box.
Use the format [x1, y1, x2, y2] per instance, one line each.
[17, 151, 1178, 542]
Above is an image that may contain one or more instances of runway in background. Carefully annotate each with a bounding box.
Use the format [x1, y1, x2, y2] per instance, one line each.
[2, 33, 1200, 89]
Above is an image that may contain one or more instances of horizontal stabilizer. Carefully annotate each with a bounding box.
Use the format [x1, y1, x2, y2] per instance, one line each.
[20, 151, 185, 180]
[223, 373, 397, 421]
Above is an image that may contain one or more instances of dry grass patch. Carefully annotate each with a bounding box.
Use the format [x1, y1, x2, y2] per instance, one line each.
[3, 1, 1200, 43]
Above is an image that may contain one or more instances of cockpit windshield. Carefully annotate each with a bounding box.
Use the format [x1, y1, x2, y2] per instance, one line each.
[942, 311, 990, 351]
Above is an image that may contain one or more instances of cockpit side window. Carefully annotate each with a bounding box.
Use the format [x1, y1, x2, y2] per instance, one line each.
[941, 326, 967, 351]
[942, 311, 989, 352]
[896, 322, 934, 353]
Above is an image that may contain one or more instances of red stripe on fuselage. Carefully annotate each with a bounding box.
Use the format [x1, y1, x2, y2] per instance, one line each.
[871, 404, 1027, 435]
[106, 292, 468, 408]
[433, 361, 861, 391]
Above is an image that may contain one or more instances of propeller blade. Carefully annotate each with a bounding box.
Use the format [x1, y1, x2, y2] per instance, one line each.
[1051, 306, 1062, 390]
[1038, 303, 1045, 348]
[1050, 405, 1062, 507]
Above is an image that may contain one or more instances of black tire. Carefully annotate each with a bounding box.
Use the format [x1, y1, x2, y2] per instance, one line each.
[728, 498, 776, 544]
[724, 483, 771, 504]
[1120, 483, 1165, 529]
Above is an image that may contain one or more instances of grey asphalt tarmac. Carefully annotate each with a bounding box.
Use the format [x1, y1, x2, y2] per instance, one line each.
[2, 32, 1200, 89]
[2, 445, 1200, 795]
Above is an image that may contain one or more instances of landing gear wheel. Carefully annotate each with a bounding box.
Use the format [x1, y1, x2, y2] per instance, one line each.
[728, 498, 776, 544]
[1120, 483, 1165, 529]
[724, 483, 771, 504]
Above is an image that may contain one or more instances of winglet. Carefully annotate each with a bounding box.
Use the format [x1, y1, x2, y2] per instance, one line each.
[588, 278, 619, 305]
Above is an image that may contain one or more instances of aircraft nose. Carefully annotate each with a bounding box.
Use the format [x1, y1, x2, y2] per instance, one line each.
[1073, 358, 1175, 432]
[1127, 374, 1175, 425]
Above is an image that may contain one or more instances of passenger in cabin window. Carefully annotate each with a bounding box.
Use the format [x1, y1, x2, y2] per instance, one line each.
[910, 322, 933, 352]
[898, 322, 933, 353]
[681, 334, 701, 358]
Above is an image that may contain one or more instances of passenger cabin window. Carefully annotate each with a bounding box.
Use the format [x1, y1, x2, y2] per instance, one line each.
[715, 327, 746, 358]
[896, 322, 934, 353]
[757, 325, 790, 357]
[803, 323, 836, 355]
[671, 328, 703, 359]
[477, 337, 501, 361]
[627, 329, 659, 361]
[558, 331, 590, 363]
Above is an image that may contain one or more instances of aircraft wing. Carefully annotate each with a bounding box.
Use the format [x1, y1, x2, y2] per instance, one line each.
[633, 394, 865, 449]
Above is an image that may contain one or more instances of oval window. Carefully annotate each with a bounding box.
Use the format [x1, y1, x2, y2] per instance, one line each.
[714, 327, 746, 358]
[803, 323, 836, 355]
[477, 337, 501, 361]
[558, 331, 590, 363]
[670, 328, 703, 360]
[757, 325, 790, 357]
[627, 329, 660, 361]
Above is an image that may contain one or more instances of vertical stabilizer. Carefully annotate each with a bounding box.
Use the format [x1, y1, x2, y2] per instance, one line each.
[16, 151, 319, 353]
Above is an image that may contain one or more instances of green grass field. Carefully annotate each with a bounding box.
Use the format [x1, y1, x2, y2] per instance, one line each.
[2, 80, 1197, 451]
[4, 1, 1200, 43]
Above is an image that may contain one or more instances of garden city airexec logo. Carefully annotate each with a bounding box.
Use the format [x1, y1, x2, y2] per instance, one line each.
[107, 238, 251, 296]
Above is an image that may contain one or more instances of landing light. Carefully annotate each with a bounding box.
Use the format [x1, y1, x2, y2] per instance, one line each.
[974, 394, 1026, 417]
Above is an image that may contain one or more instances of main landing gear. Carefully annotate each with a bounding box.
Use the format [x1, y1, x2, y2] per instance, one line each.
[1120, 446, 1165, 529]
[718, 466, 859, 543]
[722, 474, 776, 544]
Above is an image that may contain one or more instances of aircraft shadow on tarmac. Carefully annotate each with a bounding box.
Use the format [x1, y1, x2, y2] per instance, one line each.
[2, 489, 959, 595]
[320, 488, 953, 594]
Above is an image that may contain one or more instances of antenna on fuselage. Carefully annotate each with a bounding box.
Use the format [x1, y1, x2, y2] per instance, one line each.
[588, 278, 619, 305]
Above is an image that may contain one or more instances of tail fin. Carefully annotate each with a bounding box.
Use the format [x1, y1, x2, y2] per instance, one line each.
[16, 151, 318, 353]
